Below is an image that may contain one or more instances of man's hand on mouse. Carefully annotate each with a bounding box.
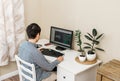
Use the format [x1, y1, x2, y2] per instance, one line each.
[57, 56, 64, 62]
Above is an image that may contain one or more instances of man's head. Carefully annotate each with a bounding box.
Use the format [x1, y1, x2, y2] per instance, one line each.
[26, 23, 41, 41]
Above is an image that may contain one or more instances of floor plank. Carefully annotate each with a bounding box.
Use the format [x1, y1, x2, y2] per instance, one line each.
[2, 75, 19, 81]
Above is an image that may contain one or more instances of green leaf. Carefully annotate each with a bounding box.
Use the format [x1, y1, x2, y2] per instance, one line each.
[87, 33, 93, 38]
[95, 47, 105, 51]
[84, 42, 92, 46]
[93, 40, 99, 45]
[84, 35, 92, 41]
[96, 33, 104, 40]
[77, 44, 80, 46]
[75, 33, 77, 36]
[92, 28, 97, 36]
[75, 30, 80, 36]
[77, 41, 80, 43]
[84, 46, 91, 49]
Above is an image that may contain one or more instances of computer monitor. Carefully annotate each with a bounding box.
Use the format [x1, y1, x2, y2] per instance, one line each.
[50, 26, 73, 50]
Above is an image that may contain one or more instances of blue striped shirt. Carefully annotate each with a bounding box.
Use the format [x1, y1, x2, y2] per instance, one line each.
[18, 41, 60, 81]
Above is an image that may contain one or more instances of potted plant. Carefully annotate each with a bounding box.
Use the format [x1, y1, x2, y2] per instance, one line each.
[84, 28, 104, 61]
[75, 30, 86, 62]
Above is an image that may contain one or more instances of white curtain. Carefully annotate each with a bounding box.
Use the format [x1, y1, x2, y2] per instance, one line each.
[0, 0, 25, 66]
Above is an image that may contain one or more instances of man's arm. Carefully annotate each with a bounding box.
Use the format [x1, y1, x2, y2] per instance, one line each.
[33, 50, 60, 71]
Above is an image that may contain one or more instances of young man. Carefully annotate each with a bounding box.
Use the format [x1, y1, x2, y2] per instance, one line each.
[18, 23, 63, 81]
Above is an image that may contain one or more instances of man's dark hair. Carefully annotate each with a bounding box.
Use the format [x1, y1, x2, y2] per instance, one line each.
[26, 23, 41, 39]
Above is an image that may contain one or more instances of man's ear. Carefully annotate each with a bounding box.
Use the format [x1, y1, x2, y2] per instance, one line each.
[36, 33, 40, 38]
[36, 33, 40, 41]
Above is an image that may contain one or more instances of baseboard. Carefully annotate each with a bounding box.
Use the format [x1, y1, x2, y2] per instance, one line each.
[0, 70, 18, 80]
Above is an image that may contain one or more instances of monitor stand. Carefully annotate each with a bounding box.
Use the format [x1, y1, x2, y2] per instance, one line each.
[55, 46, 66, 51]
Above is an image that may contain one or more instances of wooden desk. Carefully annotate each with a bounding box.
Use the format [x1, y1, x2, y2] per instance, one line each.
[38, 39, 102, 81]
[97, 59, 120, 81]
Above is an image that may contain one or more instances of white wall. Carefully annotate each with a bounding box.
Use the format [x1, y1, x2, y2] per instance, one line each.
[24, 0, 120, 63]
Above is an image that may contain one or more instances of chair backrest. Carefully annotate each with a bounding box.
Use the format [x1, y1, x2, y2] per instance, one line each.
[15, 55, 36, 81]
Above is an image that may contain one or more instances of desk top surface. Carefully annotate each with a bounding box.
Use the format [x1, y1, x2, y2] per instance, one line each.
[37, 39, 102, 75]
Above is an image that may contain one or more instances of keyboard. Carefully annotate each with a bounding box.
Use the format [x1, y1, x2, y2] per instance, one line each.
[40, 48, 64, 57]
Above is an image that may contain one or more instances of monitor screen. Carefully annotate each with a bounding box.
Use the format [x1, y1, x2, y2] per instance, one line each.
[50, 26, 73, 50]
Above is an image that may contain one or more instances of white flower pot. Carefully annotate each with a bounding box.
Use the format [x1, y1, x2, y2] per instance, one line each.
[86, 53, 96, 61]
[78, 55, 86, 62]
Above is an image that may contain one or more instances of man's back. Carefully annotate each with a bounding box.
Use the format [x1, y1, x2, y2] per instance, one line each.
[18, 41, 59, 81]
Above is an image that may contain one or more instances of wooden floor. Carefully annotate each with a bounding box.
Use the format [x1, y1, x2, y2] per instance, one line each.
[2, 75, 19, 81]
[2, 73, 57, 81]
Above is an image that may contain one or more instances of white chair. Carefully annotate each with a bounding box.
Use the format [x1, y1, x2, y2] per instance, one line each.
[15, 55, 36, 81]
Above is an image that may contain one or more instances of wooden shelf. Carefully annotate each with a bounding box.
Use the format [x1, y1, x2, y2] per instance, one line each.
[97, 59, 120, 81]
